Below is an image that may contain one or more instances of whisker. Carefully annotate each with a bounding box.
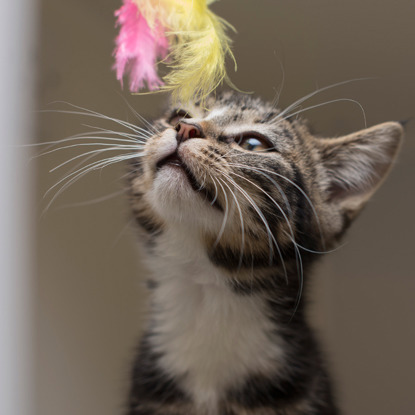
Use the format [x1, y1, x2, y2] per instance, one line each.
[208, 172, 219, 207]
[26, 132, 143, 151]
[218, 170, 280, 272]
[228, 170, 295, 283]
[229, 171, 295, 242]
[213, 178, 230, 247]
[43, 153, 138, 214]
[226, 162, 326, 250]
[267, 57, 286, 116]
[224, 160, 293, 218]
[273, 77, 373, 122]
[81, 124, 151, 141]
[217, 176, 245, 270]
[37, 101, 152, 215]
[279, 97, 367, 128]
[285, 233, 344, 255]
[42, 101, 152, 136]
[54, 150, 114, 182]
[45, 152, 140, 197]
[56, 189, 126, 209]
[116, 93, 160, 134]
[290, 243, 304, 322]
[49, 146, 141, 172]
[223, 163, 321, 316]
[35, 142, 142, 161]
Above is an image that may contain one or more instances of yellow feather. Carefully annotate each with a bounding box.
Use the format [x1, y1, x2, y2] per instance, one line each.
[133, 0, 237, 104]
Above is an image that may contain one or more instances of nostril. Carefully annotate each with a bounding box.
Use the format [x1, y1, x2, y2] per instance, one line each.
[176, 122, 202, 143]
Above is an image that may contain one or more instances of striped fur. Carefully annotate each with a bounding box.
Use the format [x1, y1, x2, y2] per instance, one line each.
[125, 92, 403, 415]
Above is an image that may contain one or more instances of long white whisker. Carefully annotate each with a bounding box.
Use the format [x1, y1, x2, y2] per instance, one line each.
[27, 132, 143, 152]
[280, 97, 367, 128]
[56, 190, 125, 209]
[226, 162, 326, 250]
[225, 164, 314, 316]
[55, 150, 114, 182]
[268, 57, 286, 114]
[35, 142, 142, 161]
[49, 146, 141, 172]
[290, 242, 304, 321]
[45, 153, 138, 197]
[229, 171, 295, 241]
[80, 124, 150, 141]
[43, 153, 138, 213]
[208, 172, 219, 207]
[213, 179, 229, 247]
[228, 170, 295, 283]
[285, 233, 343, 255]
[50, 101, 154, 136]
[273, 77, 372, 122]
[217, 176, 245, 270]
[42, 102, 151, 136]
[218, 170, 280, 271]
[224, 160, 293, 217]
[116, 94, 160, 134]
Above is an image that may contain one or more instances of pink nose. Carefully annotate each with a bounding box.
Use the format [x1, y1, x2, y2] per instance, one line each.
[175, 122, 202, 143]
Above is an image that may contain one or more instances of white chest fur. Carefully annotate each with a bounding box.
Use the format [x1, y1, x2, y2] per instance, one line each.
[144, 229, 285, 412]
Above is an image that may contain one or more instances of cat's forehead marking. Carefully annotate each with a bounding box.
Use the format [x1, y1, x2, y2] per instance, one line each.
[204, 108, 228, 120]
[203, 104, 271, 126]
[222, 123, 275, 137]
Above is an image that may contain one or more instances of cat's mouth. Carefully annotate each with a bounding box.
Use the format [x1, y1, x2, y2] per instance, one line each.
[156, 151, 222, 211]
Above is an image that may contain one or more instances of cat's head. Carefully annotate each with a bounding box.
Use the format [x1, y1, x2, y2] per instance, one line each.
[128, 92, 403, 274]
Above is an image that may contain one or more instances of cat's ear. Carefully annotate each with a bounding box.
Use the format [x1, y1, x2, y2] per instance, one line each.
[315, 122, 403, 215]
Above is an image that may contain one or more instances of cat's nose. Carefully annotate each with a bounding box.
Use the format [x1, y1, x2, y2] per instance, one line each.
[175, 121, 203, 144]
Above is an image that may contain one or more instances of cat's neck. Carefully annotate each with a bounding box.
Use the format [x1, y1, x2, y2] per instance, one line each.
[142, 226, 307, 412]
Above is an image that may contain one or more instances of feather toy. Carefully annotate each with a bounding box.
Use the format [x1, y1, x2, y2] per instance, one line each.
[114, 1, 168, 91]
[113, 0, 237, 104]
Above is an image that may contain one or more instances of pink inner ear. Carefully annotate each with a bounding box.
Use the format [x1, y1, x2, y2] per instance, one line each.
[113, 0, 168, 92]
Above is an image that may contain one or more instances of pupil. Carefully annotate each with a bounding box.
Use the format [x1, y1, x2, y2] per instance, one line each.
[247, 138, 261, 150]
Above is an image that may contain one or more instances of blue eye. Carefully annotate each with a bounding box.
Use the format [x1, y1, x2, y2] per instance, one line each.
[239, 137, 271, 152]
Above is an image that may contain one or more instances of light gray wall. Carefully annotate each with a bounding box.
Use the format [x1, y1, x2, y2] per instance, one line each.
[0, 1, 37, 415]
[36, 1, 415, 415]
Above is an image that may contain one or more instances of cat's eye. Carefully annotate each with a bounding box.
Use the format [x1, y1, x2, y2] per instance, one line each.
[237, 135, 273, 152]
[168, 109, 192, 127]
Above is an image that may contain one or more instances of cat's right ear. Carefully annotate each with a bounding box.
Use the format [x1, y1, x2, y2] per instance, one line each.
[315, 121, 403, 217]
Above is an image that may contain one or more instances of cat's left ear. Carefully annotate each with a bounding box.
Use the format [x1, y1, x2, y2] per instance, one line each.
[315, 121, 403, 216]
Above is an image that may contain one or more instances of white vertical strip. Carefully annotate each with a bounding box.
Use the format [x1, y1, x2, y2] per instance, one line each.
[0, 0, 37, 414]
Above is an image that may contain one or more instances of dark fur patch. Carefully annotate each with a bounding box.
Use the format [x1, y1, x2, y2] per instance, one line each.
[132, 210, 163, 235]
[127, 336, 187, 413]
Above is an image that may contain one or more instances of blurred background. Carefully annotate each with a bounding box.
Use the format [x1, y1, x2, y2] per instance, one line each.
[2, 1, 414, 415]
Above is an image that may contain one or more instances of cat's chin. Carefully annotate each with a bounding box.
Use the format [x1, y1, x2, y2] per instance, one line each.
[147, 166, 222, 226]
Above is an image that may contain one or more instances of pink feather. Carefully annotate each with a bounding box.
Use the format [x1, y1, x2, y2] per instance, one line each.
[113, 0, 168, 92]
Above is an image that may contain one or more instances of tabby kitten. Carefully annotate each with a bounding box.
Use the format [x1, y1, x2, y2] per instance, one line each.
[125, 92, 403, 415]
